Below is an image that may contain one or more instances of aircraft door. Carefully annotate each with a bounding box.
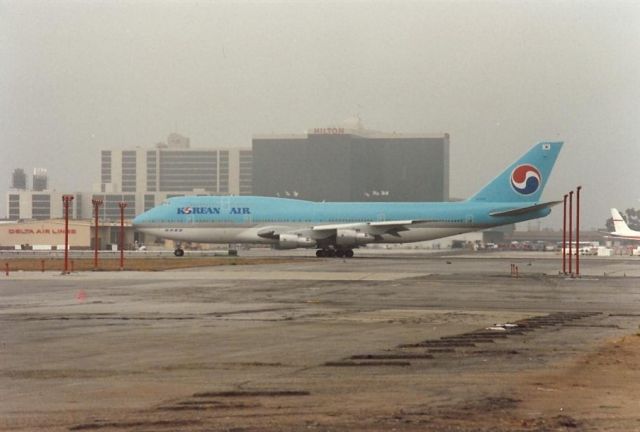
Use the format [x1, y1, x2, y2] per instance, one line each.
[466, 215, 473, 225]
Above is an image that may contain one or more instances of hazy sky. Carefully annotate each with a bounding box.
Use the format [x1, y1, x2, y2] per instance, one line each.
[2, 0, 639, 229]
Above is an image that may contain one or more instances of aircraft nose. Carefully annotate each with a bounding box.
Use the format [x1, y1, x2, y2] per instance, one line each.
[132, 212, 146, 227]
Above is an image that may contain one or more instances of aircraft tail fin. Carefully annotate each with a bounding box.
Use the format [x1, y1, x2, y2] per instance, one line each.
[611, 208, 633, 234]
[468, 142, 563, 203]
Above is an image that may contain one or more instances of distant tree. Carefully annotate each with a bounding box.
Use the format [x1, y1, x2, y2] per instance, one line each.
[626, 208, 640, 230]
[605, 217, 614, 231]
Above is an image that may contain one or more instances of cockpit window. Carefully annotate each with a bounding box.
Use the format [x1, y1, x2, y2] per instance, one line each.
[161, 200, 170, 206]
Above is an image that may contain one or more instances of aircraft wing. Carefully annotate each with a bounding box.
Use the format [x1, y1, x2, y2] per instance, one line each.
[257, 220, 432, 240]
[489, 200, 562, 217]
[311, 220, 433, 238]
[312, 220, 415, 231]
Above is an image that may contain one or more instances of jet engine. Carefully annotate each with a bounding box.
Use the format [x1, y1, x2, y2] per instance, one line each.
[335, 229, 374, 246]
[276, 233, 316, 249]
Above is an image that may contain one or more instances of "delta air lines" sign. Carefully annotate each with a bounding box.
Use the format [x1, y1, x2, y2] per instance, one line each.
[177, 207, 251, 215]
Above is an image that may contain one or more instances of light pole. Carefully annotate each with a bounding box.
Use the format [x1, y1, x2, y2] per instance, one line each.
[62, 195, 74, 274]
[118, 202, 127, 271]
[92, 199, 103, 270]
[568, 190, 574, 275]
[576, 186, 582, 277]
[562, 194, 567, 274]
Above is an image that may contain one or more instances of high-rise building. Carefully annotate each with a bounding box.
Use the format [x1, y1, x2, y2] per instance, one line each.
[11, 168, 27, 190]
[99, 134, 251, 196]
[238, 150, 253, 195]
[252, 123, 449, 202]
[95, 133, 252, 218]
[32, 168, 48, 191]
[5, 168, 76, 220]
[166, 132, 190, 149]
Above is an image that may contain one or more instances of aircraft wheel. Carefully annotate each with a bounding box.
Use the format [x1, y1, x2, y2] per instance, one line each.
[316, 249, 325, 258]
[326, 249, 336, 258]
[335, 249, 345, 258]
[174, 248, 184, 257]
[345, 249, 354, 258]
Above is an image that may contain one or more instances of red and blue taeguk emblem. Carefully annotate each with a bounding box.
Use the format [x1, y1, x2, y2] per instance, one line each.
[510, 164, 541, 195]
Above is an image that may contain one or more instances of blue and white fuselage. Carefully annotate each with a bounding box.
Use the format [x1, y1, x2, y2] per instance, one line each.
[133, 142, 563, 256]
[133, 197, 550, 243]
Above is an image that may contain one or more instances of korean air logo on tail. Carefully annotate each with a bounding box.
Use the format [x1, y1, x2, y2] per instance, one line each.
[510, 164, 541, 195]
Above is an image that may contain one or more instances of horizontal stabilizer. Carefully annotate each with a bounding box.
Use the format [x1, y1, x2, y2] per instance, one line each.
[489, 200, 562, 217]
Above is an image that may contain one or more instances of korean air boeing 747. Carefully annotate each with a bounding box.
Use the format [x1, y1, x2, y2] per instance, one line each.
[133, 141, 563, 257]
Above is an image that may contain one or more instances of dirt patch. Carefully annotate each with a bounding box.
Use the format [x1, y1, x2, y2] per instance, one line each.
[344, 332, 640, 432]
[514, 333, 640, 429]
[159, 401, 259, 411]
[68, 419, 200, 431]
[1, 369, 141, 379]
[192, 390, 310, 398]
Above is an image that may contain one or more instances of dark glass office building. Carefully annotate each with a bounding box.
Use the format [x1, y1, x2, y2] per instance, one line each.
[252, 128, 449, 202]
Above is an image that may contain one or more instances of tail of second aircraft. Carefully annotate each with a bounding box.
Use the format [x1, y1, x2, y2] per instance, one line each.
[611, 208, 634, 234]
[468, 141, 563, 203]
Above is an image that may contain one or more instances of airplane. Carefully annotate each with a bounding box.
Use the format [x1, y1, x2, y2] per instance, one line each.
[133, 141, 563, 258]
[606, 208, 640, 241]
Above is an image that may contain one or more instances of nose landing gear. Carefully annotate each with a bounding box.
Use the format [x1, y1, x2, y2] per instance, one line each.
[174, 248, 184, 257]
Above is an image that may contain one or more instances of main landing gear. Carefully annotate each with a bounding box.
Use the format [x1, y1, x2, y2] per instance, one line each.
[174, 248, 184, 257]
[316, 248, 354, 258]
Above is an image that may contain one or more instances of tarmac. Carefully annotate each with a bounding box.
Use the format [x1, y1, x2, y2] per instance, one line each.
[1, 251, 640, 431]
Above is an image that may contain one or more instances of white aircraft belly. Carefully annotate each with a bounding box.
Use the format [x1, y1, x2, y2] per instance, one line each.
[139, 227, 274, 244]
[140, 225, 480, 246]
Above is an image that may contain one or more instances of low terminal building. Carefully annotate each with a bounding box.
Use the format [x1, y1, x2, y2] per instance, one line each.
[0, 219, 136, 250]
[6, 191, 84, 220]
